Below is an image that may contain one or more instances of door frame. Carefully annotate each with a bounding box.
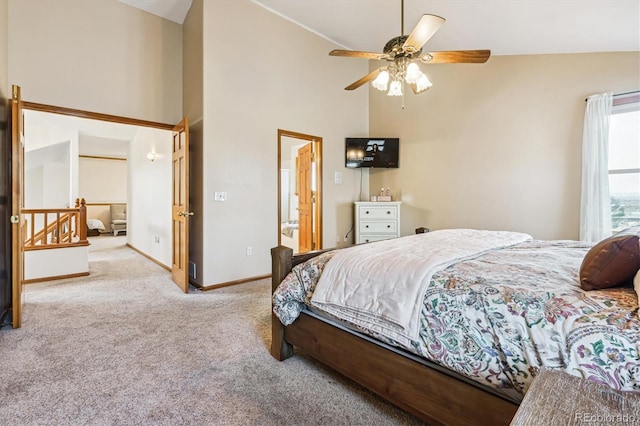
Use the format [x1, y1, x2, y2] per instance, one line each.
[277, 129, 323, 253]
[12, 99, 182, 317]
[10, 85, 24, 328]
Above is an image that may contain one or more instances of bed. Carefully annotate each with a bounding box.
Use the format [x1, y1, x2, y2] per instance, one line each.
[270, 228, 640, 425]
[280, 220, 299, 254]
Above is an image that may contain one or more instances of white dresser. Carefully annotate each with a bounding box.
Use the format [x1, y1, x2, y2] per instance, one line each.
[355, 201, 401, 244]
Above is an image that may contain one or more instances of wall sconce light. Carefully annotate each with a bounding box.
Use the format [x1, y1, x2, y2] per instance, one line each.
[146, 152, 157, 162]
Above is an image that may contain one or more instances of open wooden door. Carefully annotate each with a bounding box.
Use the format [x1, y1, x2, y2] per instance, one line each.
[297, 143, 313, 252]
[10, 85, 24, 328]
[277, 130, 322, 254]
[171, 118, 191, 293]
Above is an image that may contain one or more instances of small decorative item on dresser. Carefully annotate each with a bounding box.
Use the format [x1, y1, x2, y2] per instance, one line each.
[415, 227, 430, 234]
[377, 187, 392, 201]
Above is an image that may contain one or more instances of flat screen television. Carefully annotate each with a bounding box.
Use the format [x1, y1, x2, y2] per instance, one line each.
[345, 137, 399, 168]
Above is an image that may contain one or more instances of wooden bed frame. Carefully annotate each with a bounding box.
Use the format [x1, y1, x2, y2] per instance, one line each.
[271, 245, 520, 426]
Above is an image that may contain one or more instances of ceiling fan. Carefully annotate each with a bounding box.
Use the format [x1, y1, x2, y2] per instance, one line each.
[329, 0, 490, 96]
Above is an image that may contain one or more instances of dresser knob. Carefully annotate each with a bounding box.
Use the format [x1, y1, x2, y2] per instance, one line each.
[387, 225, 391, 228]
[365, 211, 370, 214]
[387, 211, 391, 214]
[365, 225, 369, 228]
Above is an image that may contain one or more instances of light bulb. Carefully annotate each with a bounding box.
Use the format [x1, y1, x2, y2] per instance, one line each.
[405, 62, 421, 84]
[387, 80, 403, 96]
[372, 70, 390, 91]
[416, 73, 432, 93]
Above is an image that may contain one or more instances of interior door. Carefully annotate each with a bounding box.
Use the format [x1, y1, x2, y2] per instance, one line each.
[277, 130, 322, 254]
[10, 85, 24, 328]
[297, 143, 313, 252]
[171, 118, 190, 293]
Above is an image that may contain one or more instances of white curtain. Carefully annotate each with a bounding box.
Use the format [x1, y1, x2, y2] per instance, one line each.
[580, 92, 613, 242]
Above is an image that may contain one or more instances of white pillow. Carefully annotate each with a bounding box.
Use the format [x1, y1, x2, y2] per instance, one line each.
[635, 269, 640, 321]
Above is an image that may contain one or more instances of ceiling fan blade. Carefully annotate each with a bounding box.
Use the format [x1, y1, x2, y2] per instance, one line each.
[426, 50, 491, 64]
[345, 68, 383, 91]
[403, 14, 445, 53]
[330, 49, 387, 60]
[407, 82, 431, 95]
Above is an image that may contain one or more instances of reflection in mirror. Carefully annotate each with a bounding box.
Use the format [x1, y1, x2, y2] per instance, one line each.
[278, 130, 322, 255]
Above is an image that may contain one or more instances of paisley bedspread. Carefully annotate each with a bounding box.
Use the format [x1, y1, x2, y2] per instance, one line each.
[273, 239, 640, 397]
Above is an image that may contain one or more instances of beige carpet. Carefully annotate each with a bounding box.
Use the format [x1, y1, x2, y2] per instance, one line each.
[0, 236, 423, 425]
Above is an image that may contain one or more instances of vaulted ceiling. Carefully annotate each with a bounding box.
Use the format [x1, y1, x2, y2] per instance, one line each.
[122, 0, 639, 55]
[252, 0, 639, 55]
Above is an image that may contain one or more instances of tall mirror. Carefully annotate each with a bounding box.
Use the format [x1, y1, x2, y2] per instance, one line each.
[278, 129, 322, 254]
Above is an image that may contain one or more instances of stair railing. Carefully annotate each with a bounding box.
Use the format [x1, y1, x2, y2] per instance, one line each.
[23, 198, 88, 250]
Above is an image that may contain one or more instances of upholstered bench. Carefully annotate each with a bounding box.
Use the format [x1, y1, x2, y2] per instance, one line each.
[510, 368, 640, 425]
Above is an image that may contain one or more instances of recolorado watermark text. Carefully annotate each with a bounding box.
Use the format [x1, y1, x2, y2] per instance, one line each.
[575, 413, 637, 423]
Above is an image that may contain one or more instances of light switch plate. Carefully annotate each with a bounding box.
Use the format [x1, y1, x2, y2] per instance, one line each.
[214, 191, 226, 201]
[334, 172, 342, 184]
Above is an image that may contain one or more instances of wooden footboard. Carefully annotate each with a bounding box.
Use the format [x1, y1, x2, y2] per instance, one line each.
[270, 245, 519, 425]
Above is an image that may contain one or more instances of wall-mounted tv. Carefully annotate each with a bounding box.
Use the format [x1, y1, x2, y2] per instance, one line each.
[345, 137, 399, 168]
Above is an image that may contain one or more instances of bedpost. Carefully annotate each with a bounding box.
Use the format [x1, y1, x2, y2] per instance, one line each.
[271, 245, 294, 360]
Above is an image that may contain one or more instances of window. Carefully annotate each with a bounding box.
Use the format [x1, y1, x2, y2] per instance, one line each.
[608, 93, 640, 232]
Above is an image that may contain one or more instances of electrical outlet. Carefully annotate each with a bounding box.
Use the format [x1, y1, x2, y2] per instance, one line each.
[344, 235, 349, 242]
[214, 191, 226, 201]
[246, 246, 252, 256]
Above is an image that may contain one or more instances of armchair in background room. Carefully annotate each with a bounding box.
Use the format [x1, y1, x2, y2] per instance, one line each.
[110, 204, 127, 236]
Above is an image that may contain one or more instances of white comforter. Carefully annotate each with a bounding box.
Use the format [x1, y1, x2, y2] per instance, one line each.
[310, 229, 532, 346]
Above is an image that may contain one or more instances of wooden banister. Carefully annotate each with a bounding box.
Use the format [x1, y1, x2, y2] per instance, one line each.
[77, 198, 87, 241]
[23, 198, 89, 250]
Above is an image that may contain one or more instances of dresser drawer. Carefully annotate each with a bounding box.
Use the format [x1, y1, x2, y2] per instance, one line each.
[360, 221, 397, 234]
[358, 234, 394, 244]
[358, 205, 398, 220]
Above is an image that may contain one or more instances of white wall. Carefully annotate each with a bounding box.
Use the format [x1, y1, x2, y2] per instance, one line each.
[369, 52, 640, 241]
[199, 0, 369, 284]
[24, 246, 88, 281]
[7, 0, 182, 124]
[127, 127, 172, 266]
[24, 141, 72, 209]
[0, 0, 7, 97]
[79, 158, 127, 202]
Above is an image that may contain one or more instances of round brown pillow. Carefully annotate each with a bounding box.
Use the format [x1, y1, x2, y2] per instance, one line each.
[579, 226, 640, 290]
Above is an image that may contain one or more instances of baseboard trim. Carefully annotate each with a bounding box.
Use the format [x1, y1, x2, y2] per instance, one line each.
[193, 274, 271, 291]
[126, 243, 171, 272]
[23, 271, 90, 284]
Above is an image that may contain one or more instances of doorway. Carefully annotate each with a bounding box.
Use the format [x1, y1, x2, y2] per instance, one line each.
[20, 103, 176, 282]
[277, 129, 323, 254]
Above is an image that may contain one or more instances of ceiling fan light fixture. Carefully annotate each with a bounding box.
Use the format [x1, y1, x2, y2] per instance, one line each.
[415, 73, 432, 93]
[387, 80, 403, 96]
[328, 0, 491, 102]
[404, 62, 421, 84]
[372, 70, 390, 91]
